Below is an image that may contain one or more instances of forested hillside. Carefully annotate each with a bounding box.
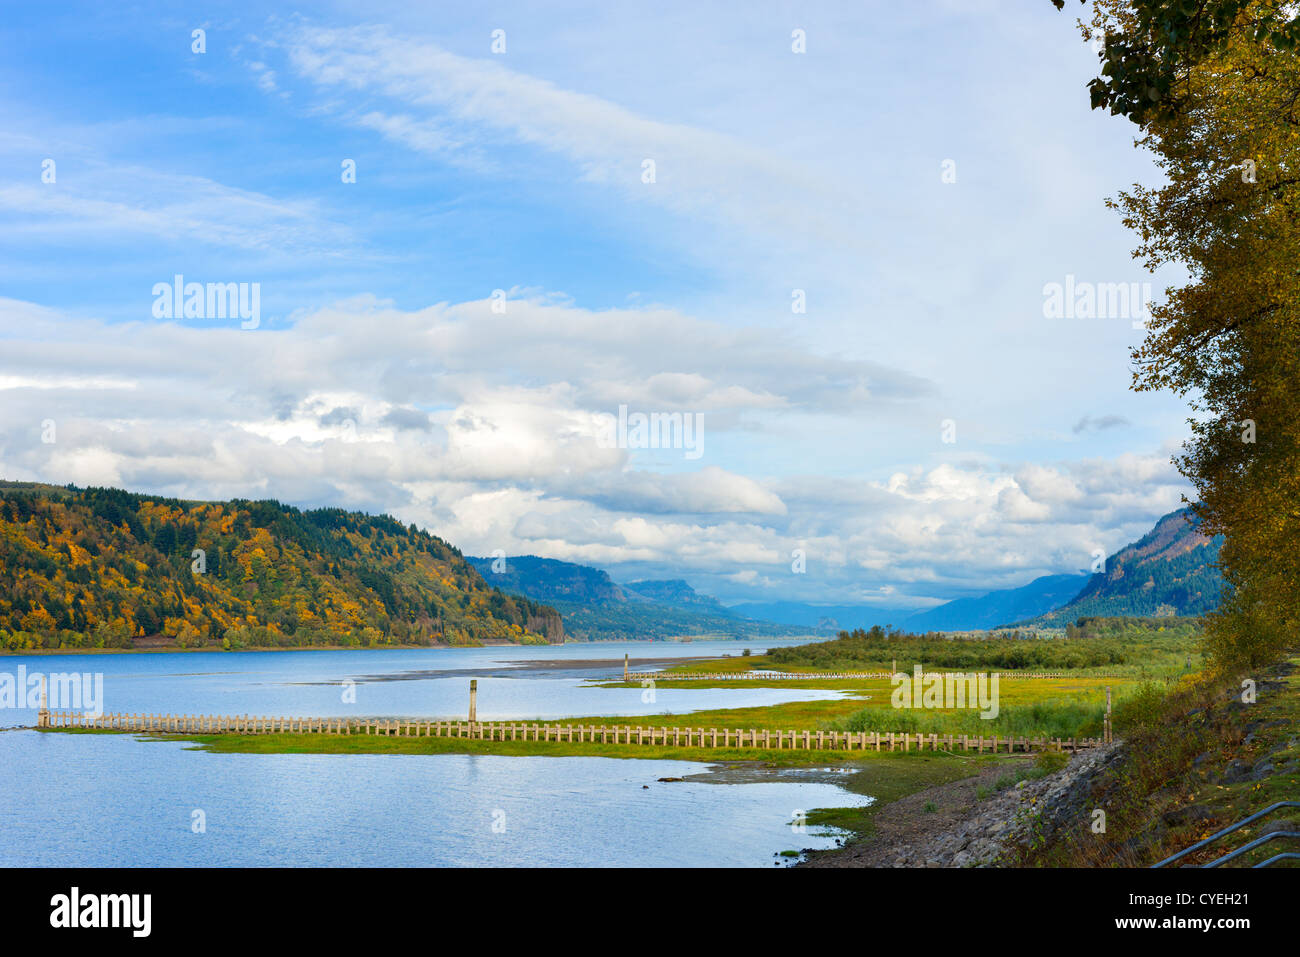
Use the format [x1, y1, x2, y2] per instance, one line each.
[0, 482, 563, 651]
[1033, 508, 1223, 625]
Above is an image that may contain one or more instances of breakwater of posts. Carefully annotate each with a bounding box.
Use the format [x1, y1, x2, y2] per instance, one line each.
[624, 671, 1129, 681]
[38, 710, 1103, 753]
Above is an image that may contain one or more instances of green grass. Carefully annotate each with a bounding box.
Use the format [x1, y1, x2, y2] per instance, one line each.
[759, 618, 1203, 675]
[628, 630, 1196, 746]
[835, 698, 1105, 739]
[89, 728, 956, 767]
[595, 672, 1167, 743]
[992, 766, 1048, 792]
[592, 673, 1140, 733]
[1034, 750, 1071, 774]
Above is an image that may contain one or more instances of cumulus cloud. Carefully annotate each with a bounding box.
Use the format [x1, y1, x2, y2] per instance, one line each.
[0, 12, 1201, 609]
[0, 292, 894, 523]
[0, 290, 1195, 606]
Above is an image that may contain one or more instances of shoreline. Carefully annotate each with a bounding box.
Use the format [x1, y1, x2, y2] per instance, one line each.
[800, 744, 1120, 867]
[799, 757, 1037, 867]
[0, 641, 545, 657]
[0, 639, 768, 658]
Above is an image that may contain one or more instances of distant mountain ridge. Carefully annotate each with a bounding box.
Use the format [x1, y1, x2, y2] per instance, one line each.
[728, 574, 1090, 633]
[467, 555, 808, 641]
[727, 509, 1223, 631]
[465, 507, 1224, 641]
[724, 601, 904, 631]
[464, 556, 628, 605]
[623, 579, 737, 615]
[903, 573, 1091, 631]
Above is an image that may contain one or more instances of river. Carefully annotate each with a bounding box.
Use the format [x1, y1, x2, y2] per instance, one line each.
[0, 641, 870, 867]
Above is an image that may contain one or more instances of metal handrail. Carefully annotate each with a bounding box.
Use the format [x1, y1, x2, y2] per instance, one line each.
[1206, 832, 1300, 868]
[1254, 852, 1300, 868]
[1152, 801, 1300, 868]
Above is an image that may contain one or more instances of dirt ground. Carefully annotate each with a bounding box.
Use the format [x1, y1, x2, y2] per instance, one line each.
[800, 759, 1031, 867]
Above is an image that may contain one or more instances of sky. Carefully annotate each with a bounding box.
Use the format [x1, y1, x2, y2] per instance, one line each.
[0, 1, 1197, 611]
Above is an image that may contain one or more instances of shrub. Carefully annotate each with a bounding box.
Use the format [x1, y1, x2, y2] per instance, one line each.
[1034, 750, 1070, 774]
[1113, 681, 1169, 733]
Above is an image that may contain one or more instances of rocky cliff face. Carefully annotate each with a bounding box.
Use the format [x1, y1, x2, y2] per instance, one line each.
[526, 609, 567, 644]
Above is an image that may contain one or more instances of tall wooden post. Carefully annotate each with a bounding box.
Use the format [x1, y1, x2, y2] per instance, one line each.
[469, 679, 477, 724]
[624, 653, 629, 682]
[37, 675, 48, 728]
[1105, 685, 1112, 744]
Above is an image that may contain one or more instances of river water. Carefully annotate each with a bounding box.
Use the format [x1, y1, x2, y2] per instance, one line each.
[0, 641, 869, 867]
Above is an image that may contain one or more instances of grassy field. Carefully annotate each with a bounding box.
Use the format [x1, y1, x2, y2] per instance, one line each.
[51, 671, 1134, 765]
[665, 618, 1202, 678]
[590, 619, 1204, 742]
[46, 633, 1182, 752]
[589, 673, 1158, 740]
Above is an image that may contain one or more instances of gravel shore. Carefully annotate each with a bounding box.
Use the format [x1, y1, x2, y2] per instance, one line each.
[801, 744, 1123, 867]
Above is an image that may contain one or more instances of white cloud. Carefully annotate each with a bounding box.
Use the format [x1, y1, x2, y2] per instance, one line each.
[0, 292, 1194, 605]
[0, 167, 351, 255]
[0, 7, 1204, 611]
[269, 23, 864, 257]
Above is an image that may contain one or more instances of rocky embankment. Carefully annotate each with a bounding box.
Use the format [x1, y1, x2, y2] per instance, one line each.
[803, 744, 1125, 868]
[806, 658, 1299, 868]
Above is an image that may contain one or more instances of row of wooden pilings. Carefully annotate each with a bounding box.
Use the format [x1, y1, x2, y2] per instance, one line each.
[39, 710, 1102, 754]
[622, 671, 1128, 681]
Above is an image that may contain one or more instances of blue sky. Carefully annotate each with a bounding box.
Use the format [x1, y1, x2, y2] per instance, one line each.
[0, 1, 1196, 610]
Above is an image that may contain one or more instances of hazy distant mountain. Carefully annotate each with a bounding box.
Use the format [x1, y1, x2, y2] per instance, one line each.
[730, 575, 1088, 633]
[465, 556, 628, 605]
[908, 508, 1223, 630]
[623, 579, 736, 615]
[902, 573, 1090, 631]
[731, 510, 1223, 632]
[1030, 508, 1223, 625]
[466, 507, 1224, 641]
[466, 555, 808, 641]
[724, 602, 909, 631]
